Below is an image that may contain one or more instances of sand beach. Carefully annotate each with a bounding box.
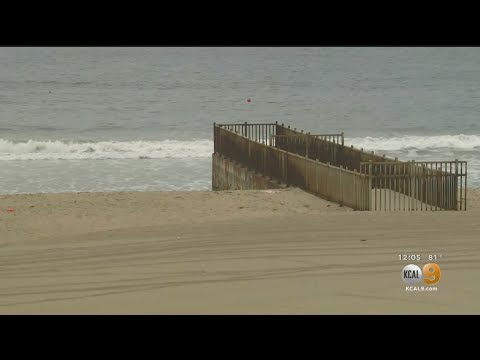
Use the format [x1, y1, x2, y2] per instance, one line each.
[1, 188, 479, 314]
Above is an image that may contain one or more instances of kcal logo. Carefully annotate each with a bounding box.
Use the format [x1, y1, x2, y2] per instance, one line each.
[401, 263, 441, 285]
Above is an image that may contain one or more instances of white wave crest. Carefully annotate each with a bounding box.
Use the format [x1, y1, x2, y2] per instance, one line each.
[0, 139, 213, 160]
[346, 134, 480, 151]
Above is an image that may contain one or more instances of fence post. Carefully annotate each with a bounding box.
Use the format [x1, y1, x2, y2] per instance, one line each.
[341, 132, 344, 146]
[305, 134, 309, 188]
[340, 165, 344, 206]
[285, 146, 288, 183]
[219, 125, 223, 155]
[264, 145, 267, 176]
[306, 133, 309, 159]
[277, 147, 286, 183]
[247, 137, 251, 168]
[326, 162, 330, 200]
[333, 139, 336, 165]
[465, 162, 467, 211]
[353, 169, 357, 209]
[368, 160, 372, 211]
[455, 159, 458, 210]
[411, 160, 415, 210]
[213, 122, 217, 153]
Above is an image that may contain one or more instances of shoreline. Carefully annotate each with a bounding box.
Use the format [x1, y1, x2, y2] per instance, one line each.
[1, 186, 479, 200]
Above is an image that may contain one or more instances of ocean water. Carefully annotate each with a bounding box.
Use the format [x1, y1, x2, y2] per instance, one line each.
[1, 47, 479, 194]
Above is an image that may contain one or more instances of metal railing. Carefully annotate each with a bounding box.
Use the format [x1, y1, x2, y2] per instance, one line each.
[214, 124, 370, 210]
[360, 160, 467, 211]
[213, 122, 468, 211]
[274, 125, 393, 171]
[215, 122, 276, 145]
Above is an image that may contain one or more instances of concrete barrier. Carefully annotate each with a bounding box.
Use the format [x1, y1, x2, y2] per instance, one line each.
[212, 153, 287, 191]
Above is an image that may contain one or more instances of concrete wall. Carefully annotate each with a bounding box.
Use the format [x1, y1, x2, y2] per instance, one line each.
[212, 153, 286, 191]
